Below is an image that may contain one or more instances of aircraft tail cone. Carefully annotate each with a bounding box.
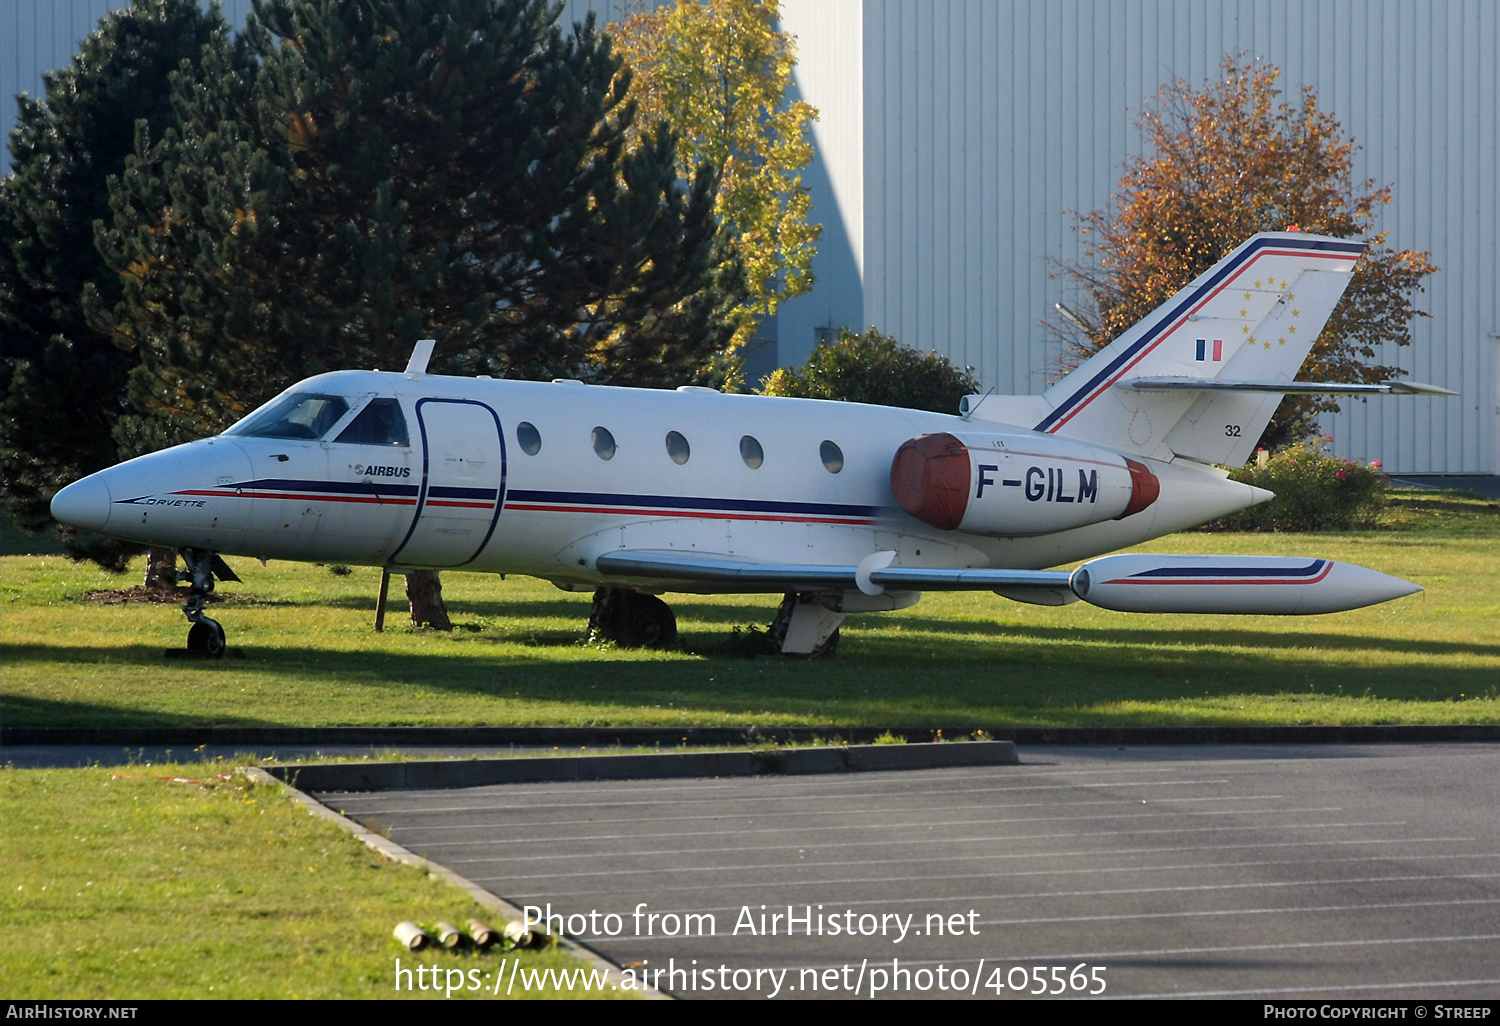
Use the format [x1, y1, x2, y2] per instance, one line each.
[1071, 553, 1421, 615]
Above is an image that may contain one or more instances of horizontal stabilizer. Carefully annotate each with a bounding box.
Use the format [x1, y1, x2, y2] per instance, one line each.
[1119, 378, 1459, 396]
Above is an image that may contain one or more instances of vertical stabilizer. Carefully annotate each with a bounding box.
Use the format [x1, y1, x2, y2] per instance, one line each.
[1033, 233, 1364, 460]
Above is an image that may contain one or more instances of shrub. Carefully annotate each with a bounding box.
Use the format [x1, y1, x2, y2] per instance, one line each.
[1213, 439, 1388, 531]
[758, 328, 979, 414]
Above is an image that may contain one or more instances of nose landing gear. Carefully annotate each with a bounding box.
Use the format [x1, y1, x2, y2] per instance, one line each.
[172, 548, 240, 659]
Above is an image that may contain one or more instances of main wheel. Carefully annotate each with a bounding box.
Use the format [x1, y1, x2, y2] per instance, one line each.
[616, 593, 677, 649]
[187, 618, 226, 658]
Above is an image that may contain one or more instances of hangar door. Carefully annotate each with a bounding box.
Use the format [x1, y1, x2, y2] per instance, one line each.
[390, 398, 505, 568]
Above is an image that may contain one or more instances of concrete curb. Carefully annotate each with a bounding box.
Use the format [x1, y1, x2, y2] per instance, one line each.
[260, 740, 1019, 792]
[8, 724, 1499, 747]
[241, 766, 668, 1001]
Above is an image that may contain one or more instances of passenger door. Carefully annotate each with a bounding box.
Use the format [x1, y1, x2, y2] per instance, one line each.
[390, 398, 505, 568]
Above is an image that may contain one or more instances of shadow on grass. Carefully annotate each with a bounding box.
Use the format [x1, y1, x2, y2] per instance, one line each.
[838, 615, 1500, 660]
[3, 693, 270, 727]
[5, 627, 1496, 731]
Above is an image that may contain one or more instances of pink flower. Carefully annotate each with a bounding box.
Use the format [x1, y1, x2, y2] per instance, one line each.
[1336, 470, 1347, 479]
[1370, 460, 1383, 469]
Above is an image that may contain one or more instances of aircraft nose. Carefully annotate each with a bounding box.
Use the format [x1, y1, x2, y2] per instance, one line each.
[50, 474, 112, 533]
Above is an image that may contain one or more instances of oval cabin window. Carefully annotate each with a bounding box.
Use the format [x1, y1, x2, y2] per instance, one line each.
[592, 426, 617, 460]
[740, 435, 764, 469]
[516, 421, 541, 455]
[820, 439, 844, 474]
[665, 430, 690, 465]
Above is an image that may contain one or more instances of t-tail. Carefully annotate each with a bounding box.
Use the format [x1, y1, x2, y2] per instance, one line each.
[1033, 231, 1366, 464]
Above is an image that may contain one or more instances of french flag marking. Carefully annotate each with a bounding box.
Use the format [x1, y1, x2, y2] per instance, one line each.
[1195, 339, 1224, 362]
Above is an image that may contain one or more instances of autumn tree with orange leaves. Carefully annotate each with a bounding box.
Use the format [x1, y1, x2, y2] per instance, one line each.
[1055, 57, 1436, 451]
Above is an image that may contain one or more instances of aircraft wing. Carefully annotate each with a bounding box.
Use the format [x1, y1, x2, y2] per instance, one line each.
[593, 550, 1075, 602]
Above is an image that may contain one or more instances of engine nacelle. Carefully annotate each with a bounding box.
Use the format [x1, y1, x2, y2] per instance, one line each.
[890, 431, 1159, 536]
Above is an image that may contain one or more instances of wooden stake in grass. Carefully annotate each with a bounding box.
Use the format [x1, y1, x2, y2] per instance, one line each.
[374, 569, 390, 633]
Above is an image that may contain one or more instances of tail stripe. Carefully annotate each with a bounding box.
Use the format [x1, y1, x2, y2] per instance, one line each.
[1035, 236, 1363, 434]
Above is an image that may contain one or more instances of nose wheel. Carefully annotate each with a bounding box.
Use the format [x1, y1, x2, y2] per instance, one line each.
[171, 548, 240, 659]
[187, 618, 227, 657]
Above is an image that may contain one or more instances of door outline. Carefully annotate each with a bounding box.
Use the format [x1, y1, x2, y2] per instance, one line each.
[389, 397, 507, 567]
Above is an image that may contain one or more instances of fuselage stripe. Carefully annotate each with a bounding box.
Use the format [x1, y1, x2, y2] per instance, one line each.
[173, 488, 419, 506]
[506, 488, 881, 518]
[173, 484, 876, 522]
[504, 502, 873, 525]
[1104, 562, 1335, 586]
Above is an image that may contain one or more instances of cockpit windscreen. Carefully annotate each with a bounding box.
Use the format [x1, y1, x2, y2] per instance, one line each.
[225, 393, 350, 440]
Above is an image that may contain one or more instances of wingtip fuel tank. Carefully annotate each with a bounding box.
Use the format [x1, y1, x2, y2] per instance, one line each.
[1070, 554, 1422, 615]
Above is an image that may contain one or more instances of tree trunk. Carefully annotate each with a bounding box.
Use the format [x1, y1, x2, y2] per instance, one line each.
[404, 570, 452, 630]
[144, 546, 177, 591]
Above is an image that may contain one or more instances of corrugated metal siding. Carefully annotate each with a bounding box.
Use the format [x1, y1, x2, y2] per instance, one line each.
[775, 0, 864, 350]
[798, 0, 1496, 474]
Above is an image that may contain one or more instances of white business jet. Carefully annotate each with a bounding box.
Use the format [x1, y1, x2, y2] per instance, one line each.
[51, 232, 1451, 656]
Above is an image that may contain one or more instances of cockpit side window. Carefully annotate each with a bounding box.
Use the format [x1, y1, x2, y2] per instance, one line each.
[225, 393, 350, 440]
[335, 398, 410, 446]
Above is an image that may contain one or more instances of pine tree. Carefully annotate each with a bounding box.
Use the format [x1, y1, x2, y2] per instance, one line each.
[94, 0, 747, 623]
[96, 0, 746, 456]
[0, 0, 229, 563]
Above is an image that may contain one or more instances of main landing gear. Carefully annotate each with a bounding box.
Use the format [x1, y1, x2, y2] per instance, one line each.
[586, 587, 844, 656]
[589, 587, 678, 649]
[175, 547, 240, 659]
[768, 592, 843, 658]
[588, 585, 678, 648]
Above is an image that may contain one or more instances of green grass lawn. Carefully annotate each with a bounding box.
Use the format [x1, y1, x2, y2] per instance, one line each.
[3, 490, 1496, 728]
[0, 763, 626, 999]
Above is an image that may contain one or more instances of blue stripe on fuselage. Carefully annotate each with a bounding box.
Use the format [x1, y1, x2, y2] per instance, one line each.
[506, 488, 884, 518]
[230, 477, 421, 497]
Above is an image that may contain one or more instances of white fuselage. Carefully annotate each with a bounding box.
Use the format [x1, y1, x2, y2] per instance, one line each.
[58, 370, 1263, 591]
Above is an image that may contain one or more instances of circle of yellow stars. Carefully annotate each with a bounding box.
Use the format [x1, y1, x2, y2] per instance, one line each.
[1243, 284, 1299, 349]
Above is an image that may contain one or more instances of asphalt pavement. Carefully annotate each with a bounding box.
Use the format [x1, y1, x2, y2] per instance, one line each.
[311, 742, 1500, 1000]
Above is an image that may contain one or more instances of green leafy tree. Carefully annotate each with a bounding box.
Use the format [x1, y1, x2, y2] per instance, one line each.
[0, 0, 229, 566]
[1053, 57, 1436, 451]
[760, 328, 979, 414]
[615, 0, 819, 365]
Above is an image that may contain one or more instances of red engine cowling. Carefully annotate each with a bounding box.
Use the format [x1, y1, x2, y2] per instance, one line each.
[890, 431, 1159, 536]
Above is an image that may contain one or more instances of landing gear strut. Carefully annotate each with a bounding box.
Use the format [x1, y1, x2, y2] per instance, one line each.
[178, 547, 237, 658]
[589, 587, 678, 649]
[768, 592, 844, 657]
